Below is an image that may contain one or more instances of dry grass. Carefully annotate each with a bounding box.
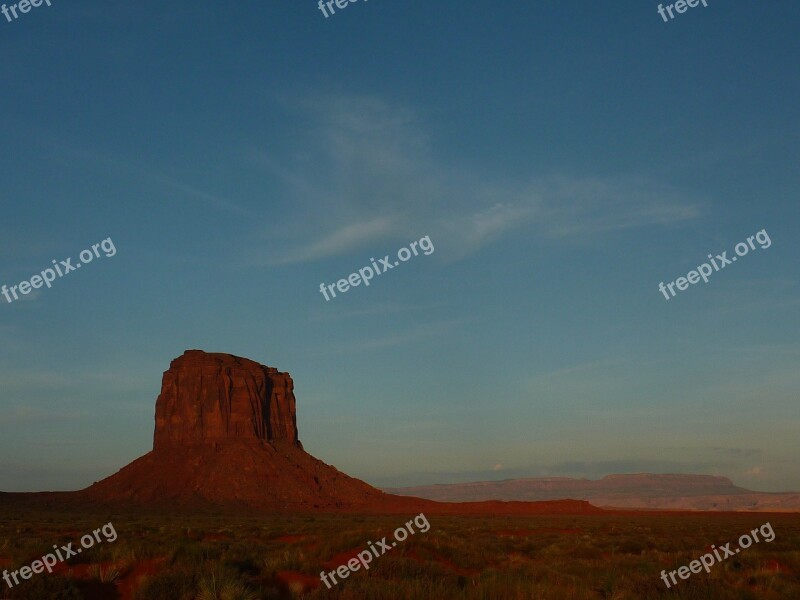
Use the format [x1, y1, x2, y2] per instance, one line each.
[0, 509, 797, 599]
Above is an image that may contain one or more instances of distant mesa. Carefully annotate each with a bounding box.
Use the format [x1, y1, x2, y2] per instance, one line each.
[386, 474, 800, 512]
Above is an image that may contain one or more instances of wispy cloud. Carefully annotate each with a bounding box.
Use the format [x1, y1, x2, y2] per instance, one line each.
[705, 447, 763, 460]
[330, 318, 468, 352]
[249, 93, 701, 265]
[0, 289, 43, 307]
[270, 216, 399, 265]
[308, 301, 443, 322]
[441, 202, 536, 262]
[35, 135, 251, 217]
[530, 175, 701, 237]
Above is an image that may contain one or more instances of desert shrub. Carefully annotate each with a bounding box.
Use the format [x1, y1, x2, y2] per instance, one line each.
[134, 569, 196, 600]
[617, 538, 648, 555]
[197, 568, 258, 600]
[262, 547, 307, 576]
[371, 555, 449, 580]
[87, 562, 123, 582]
[227, 555, 262, 577]
[170, 541, 223, 566]
[564, 540, 606, 560]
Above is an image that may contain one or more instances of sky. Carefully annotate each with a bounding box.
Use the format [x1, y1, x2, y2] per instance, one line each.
[0, 1, 798, 493]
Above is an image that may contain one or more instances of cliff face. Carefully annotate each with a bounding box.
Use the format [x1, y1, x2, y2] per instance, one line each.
[153, 350, 299, 450]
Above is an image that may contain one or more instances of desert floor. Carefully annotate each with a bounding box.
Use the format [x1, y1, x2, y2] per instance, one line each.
[1, 508, 798, 599]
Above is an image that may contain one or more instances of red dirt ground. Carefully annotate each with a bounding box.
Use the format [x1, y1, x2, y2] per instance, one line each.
[322, 547, 363, 570]
[274, 534, 306, 543]
[276, 570, 321, 594]
[496, 527, 584, 536]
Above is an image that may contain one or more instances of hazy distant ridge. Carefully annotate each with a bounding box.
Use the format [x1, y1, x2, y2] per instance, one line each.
[385, 474, 800, 512]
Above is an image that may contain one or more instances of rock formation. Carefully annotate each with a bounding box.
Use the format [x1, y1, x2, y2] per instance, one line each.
[79, 350, 383, 510]
[46, 350, 601, 515]
[153, 350, 300, 450]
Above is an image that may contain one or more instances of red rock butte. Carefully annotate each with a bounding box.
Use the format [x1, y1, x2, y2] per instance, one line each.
[78, 350, 382, 510]
[153, 350, 300, 451]
[67, 350, 601, 515]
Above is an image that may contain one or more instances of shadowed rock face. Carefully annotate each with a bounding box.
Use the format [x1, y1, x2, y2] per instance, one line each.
[154, 350, 299, 450]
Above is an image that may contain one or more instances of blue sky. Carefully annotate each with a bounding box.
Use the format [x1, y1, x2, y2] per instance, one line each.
[1, 1, 798, 492]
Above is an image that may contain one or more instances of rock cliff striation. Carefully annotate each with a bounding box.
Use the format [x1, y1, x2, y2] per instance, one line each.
[153, 350, 300, 450]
